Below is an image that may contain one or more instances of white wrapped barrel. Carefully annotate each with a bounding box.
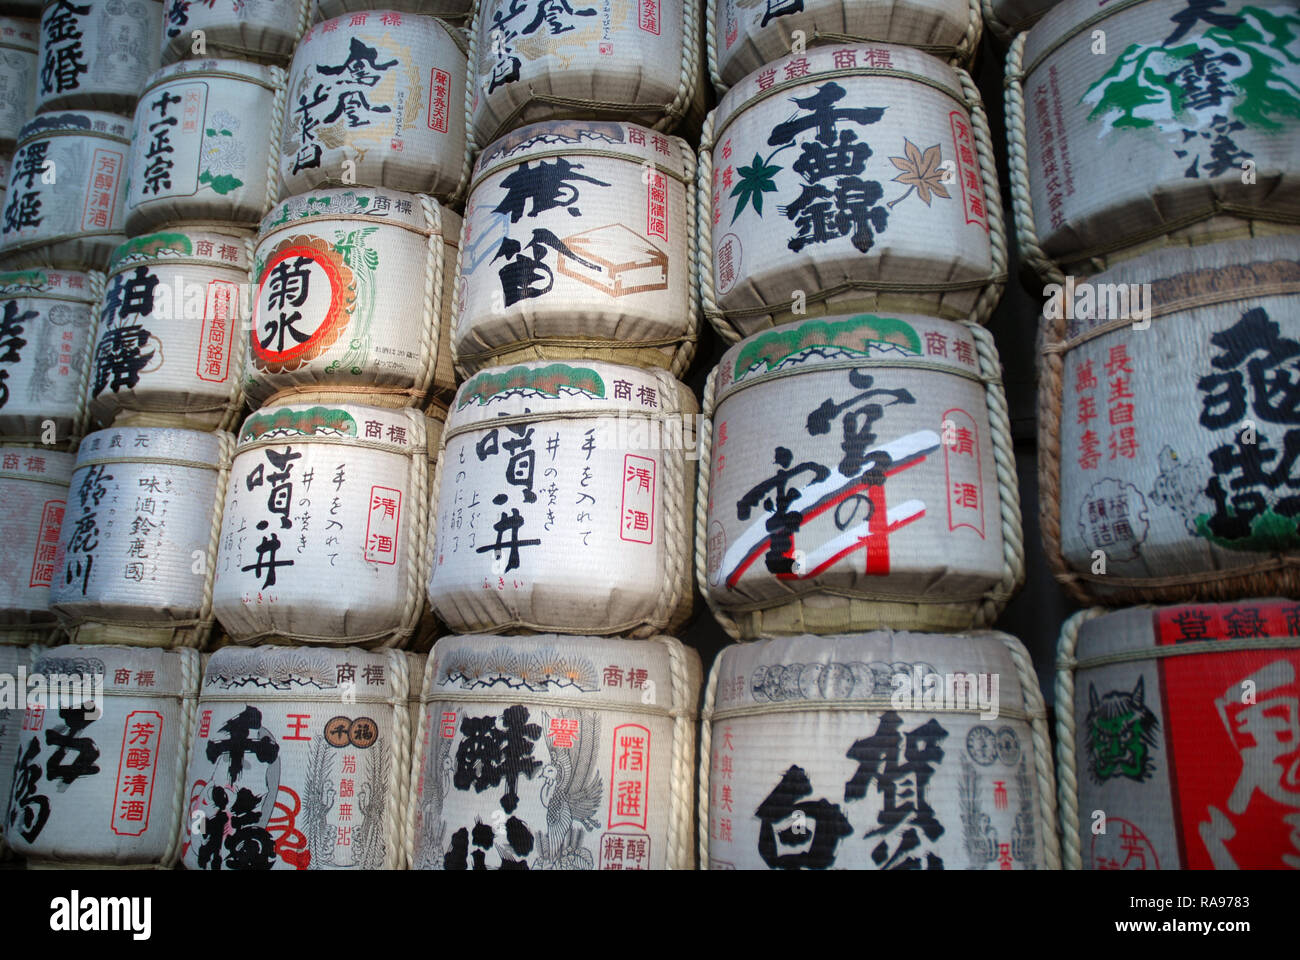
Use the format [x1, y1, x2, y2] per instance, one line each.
[213, 402, 434, 648]
[161, 0, 310, 66]
[0, 642, 31, 856]
[467, 0, 703, 151]
[35, 0, 163, 113]
[703, 43, 1003, 341]
[0, 111, 130, 268]
[87, 229, 251, 432]
[4, 644, 199, 867]
[701, 630, 1060, 869]
[407, 632, 700, 869]
[280, 12, 468, 200]
[0, 447, 73, 643]
[1007, 0, 1300, 282]
[429, 360, 696, 636]
[1040, 236, 1300, 607]
[455, 120, 698, 378]
[180, 644, 410, 869]
[0, 17, 38, 150]
[981, 0, 1058, 40]
[246, 187, 459, 408]
[314, 0, 473, 23]
[48, 426, 233, 647]
[1058, 599, 1300, 869]
[700, 313, 1022, 637]
[0, 268, 97, 445]
[126, 59, 286, 236]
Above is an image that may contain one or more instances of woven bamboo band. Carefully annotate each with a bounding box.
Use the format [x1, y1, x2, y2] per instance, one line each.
[17, 128, 131, 147]
[442, 402, 691, 444]
[141, 68, 283, 97]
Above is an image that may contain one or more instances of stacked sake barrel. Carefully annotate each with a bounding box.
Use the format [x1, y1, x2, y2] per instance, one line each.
[982, 0, 1060, 41]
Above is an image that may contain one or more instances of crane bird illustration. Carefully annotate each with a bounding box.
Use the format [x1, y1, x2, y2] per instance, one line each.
[536, 709, 603, 869]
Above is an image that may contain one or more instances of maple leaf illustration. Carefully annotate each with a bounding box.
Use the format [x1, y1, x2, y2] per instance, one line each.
[887, 139, 951, 209]
[729, 152, 782, 221]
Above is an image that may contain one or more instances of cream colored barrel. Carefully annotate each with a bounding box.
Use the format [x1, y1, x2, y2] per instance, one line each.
[1040, 236, 1300, 608]
[48, 426, 233, 648]
[246, 187, 459, 409]
[700, 313, 1022, 638]
[1057, 599, 1300, 870]
[429, 360, 696, 637]
[703, 43, 1003, 341]
[0, 111, 130, 268]
[313, 0, 474, 23]
[406, 632, 700, 869]
[700, 630, 1059, 869]
[35, 0, 163, 114]
[981, 0, 1057, 40]
[0, 642, 33, 857]
[0, 268, 98, 445]
[161, 0, 311, 66]
[0, 18, 39, 150]
[87, 229, 251, 432]
[180, 644, 409, 869]
[0, 447, 74, 643]
[710, 0, 980, 91]
[1007, 0, 1300, 284]
[467, 0, 704, 151]
[213, 402, 432, 648]
[5, 644, 199, 867]
[455, 119, 698, 378]
[281, 12, 468, 200]
[125, 60, 286, 236]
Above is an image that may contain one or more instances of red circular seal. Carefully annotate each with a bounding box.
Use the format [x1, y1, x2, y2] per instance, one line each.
[252, 235, 355, 374]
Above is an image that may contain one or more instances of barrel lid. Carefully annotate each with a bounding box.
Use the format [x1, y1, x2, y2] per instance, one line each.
[236, 402, 426, 455]
[202, 645, 405, 704]
[1075, 599, 1300, 663]
[17, 111, 132, 145]
[472, 119, 689, 188]
[259, 186, 429, 237]
[0, 445, 76, 484]
[109, 228, 253, 274]
[31, 643, 196, 700]
[142, 57, 285, 95]
[75, 426, 226, 469]
[300, 9, 465, 51]
[0, 268, 99, 302]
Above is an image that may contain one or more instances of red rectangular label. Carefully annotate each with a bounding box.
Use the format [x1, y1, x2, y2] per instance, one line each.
[949, 111, 987, 230]
[608, 723, 651, 830]
[646, 171, 667, 242]
[638, 0, 660, 34]
[365, 485, 401, 564]
[619, 454, 655, 544]
[943, 407, 984, 538]
[599, 832, 652, 869]
[81, 148, 123, 232]
[29, 498, 65, 587]
[111, 710, 163, 837]
[429, 68, 450, 132]
[196, 280, 238, 383]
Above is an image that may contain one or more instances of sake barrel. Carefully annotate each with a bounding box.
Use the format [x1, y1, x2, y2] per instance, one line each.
[48, 426, 233, 648]
[455, 120, 697, 378]
[280, 12, 468, 200]
[0, 642, 32, 857]
[246, 187, 459, 408]
[981, 0, 1058, 40]
[0, 111, 131, 269]
[700, 313, 1022, 638]
[0, 149, 8, 210]
[701, 630, 1059, 869]
[1007, 0, 1300, 284]
[161, 0, 310, 66]
[213, 402, 433, 648]
[1058, 599, 1300, 869]
[313, 0, 473, 23]
[0, 446, 74, 643]
[0, 268, 97, 444]
[0, 17, 39, 149]
[428, 360, 696, 636]
[467, 0, 703, 151]
[87, 229, 251, 432]
[5, 644, 199, 867]
[125, 59, 286, 236]
[407, 632, 700, 869]
[703, 43, 1003, 341]
[180, 644, 410, 869]
[1039, 236, 1300, 607]
[35, 0, 163, 114]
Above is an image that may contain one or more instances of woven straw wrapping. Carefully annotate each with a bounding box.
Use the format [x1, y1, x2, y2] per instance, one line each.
[313, 0, 475, 23]
[0, 17, 38, 150]
[698, 630, 1060, 869]
[180, 644, 410, 869]
[428, 359, 696, 637]
[0, 642, 33, 857]
[980, 0, 1058, 42]
[0, 448, 76, 643]
[34, 0, 163, 114]
[161, 0, 311, 66]
[699, 42, 1005, 342]
[404, 632, 701, 869]
[452, 119, 699, 379]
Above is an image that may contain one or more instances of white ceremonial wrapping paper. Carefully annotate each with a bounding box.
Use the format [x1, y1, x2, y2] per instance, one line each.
[407, 632, 701, 870]
[428, 360, 696, 636]
[161, 0, 311, 66]
[4, 644, 199, 867]
[0, 448, 74, 638]
[0, 642, 34, 855]
[180, 644, 409, 869]
[0, 17, 39, 150]
[35, 0, 163, 114]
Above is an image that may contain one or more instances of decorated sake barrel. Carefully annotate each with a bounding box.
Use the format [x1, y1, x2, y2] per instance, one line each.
[125, 60, 286, 236]
[981, 0, 1058, 40]
[314, 0, 473, 23]
[5, 644, 200, 867]
[428, 361, 696, 637]
[701, 630, 1060, 869]
[48, 426, 233, 648]
[454, 120, 697, 378]
[213, 403, 433, 648]
[0, 642, 31, 856]
[703, 43, 1003, 341]
[161, 0, 310, 66]
[700, 313, 1021, 638]
[280, 12, 468, 200]
[1040, 235, 1300, 607]
[246, 187, 459, 408]
[87, 229, 251, 432]
[0, 268, 97, 444]
[179, 644, 410, 869]
[35, 0, 163, 114]
[0, 447, 74, 643]
[1007, 0, 1300, 283]
[0, 17, 39, 149]
[407, 632, 701, 869]
[0, 111, 130, 269]
[467, 0, 703, 151]
[1058, 598, 1300, 869]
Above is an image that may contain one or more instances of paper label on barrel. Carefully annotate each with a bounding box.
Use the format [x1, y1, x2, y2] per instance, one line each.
[0, 452, 76, 612]
[29, 498, 65, 587]
[38, 0, 162, 106]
